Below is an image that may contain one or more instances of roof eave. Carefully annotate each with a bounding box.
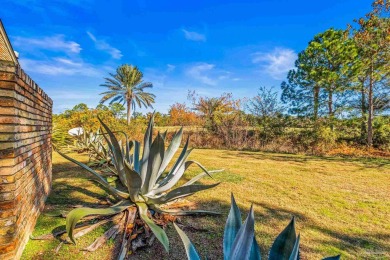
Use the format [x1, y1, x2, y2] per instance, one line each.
[0, 19, 19, 65]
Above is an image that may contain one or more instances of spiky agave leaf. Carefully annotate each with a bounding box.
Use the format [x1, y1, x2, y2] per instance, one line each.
[123, 160, 142, 201]
[224, 194, 261, 260]
[136, 202, 169, 252]
[184, 169, 224, 186]
[249, 237, 261, 260]
[156, 127, 183, 178]
[150, 204, 220, 216]
[175, 194, 260, 260]
[133, 140, 141, 172]
[160, 129, 168, 142]
[289, 234, 300, 260]
[125, 139, 133, 164]
[173, 223, 201, 260]
[66, 200, 132, 244]
[55, 149, 129, 200]
[175, 193, 341, 260]
[140, 114, 154, 186]
[150, 137, 191, 195]
[269, 217, 297, 260]
[98, 117, 128, 189]
[224, 193, 242, 259]
[322, 255, 341, 260]
[143, 132, 165, 194]
[147, 183, 220, 205]
[228, 205, 256, 260]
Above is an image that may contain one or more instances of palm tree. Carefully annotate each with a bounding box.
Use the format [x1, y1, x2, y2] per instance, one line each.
[100, 64, 155, 124]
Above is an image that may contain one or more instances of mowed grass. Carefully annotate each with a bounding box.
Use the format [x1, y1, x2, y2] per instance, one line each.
[22, 150, 390, 259]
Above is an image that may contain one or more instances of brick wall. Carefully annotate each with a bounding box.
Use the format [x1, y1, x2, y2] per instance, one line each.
[0, 62, 52, 259]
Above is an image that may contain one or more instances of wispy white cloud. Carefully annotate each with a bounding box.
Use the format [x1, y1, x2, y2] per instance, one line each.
[54, 57, 82, 67]
[166, 64, 176, 72]
[218, 75, 229, 80]
[252, 47, 297, 80]
[12, 35, 81, 54]
[19, 58, 100, 76]
[182, 29, 206, 42]
[87, 31, 122, 59]
[186, 63, 217, 85]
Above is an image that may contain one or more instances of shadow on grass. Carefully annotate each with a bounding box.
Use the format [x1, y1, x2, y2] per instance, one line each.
[235, 151, 390, 169]
[250, 200, 390, 258]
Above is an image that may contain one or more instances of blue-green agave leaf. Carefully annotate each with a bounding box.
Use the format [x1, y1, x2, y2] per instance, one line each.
[322, 255, 341, 260]
[249, 237, 261, 260]
[126, 140, 134, 164]
[151, 158, 186, 195]
[66, 200, 131, 244]
[123, 160, 142, 201]
[136, 202, 169, 252]
[269, 217, 297, 260]
[184, 160, 214, 178]
[133, 140, 140, 172]
[142, 133, 165, 194]
[156, 136, 190, 188]
[148, 183, 220, 204]
[150, 205, 220, 216]
[152, 148, 193, 195]
[184, 169, 224, 186]
[224, 193, 243, 260]
[228, 205, 255, 260]
[157, 127, 183, 178]
[140, 114, 154, 185]
[161, 129, 168, 141]
[98, 117, 127, 188]
[288, 234, 300, 260]
[55, 149, 129, 199]
[173, 223, 201, 260]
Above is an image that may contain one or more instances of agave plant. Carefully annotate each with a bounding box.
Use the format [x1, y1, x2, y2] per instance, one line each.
[174, 194, 342, 260]
[56, 115, 221, 256]
[71, 128, 111, 166]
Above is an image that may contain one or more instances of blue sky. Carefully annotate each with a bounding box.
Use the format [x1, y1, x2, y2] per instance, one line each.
[1, 0, 373, 114]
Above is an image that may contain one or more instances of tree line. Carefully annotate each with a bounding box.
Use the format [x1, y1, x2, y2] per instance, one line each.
[57, 1, 389, 156]
[281, 1, 389, 147]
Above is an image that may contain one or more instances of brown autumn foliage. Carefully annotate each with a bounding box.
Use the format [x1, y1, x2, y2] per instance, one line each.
[168, 102, 200, 126]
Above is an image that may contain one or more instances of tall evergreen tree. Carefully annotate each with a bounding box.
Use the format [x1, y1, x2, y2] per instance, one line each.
[353, 1, 390, 146]
[282, 28, 358, 128]
[303, 29, 359, 120]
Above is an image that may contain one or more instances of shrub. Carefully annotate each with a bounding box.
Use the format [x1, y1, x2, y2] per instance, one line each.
[373, 116, 390, 150]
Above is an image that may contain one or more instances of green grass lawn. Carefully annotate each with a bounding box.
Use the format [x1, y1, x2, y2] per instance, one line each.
[22, 149, 390, 259]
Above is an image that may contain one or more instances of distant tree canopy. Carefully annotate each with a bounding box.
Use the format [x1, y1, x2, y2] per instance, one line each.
[168, 103, 199, 126]
[281, 1, 389, 146]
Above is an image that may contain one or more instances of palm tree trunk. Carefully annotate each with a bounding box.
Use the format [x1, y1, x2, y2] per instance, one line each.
[127, 99, 132, 125]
